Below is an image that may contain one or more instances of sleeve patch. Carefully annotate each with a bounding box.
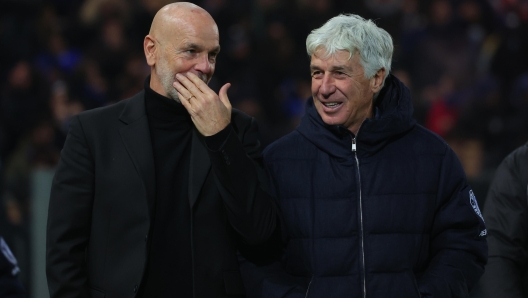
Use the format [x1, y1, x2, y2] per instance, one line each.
[469, 190, 485, 223]
[1, 237, 20, 276]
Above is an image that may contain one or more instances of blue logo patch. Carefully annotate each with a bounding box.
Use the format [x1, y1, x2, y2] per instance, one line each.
[0, 237, 20, 276]
[469, 190, 484, 223]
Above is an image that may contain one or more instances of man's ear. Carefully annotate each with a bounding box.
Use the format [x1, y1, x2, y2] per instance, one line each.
[370, 68, 386, 93]
[144, 35, 157, 67]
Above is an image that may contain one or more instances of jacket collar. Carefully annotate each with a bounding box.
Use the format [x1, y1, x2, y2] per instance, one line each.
[118, 90, 147, 125]
[297, 74, 416, 158]
[118, 89, 210, 215]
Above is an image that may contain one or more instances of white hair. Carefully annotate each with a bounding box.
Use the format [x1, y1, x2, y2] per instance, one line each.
[306, 14, 393, 82]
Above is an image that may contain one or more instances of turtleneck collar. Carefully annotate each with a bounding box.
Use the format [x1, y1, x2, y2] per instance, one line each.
[144, 76, 191, 122]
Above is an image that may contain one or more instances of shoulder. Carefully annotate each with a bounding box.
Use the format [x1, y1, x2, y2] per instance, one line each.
[499, 142, 528, 181]
[404, 124, 451, 156]
[263, 130, 312, 162]
[505, 142, 528, 164]
[65, 92, 145, 146]
[77, 97, 132, 124]
[76, 92, 143, 130]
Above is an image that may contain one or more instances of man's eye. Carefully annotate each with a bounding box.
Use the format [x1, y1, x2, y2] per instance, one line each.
[312, 71, 323, 78]
[186, 49, 196, 54]
[209, 54, 217, 63]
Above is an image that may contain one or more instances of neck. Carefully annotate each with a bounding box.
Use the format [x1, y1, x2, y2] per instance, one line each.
[149, 73, 169, 98]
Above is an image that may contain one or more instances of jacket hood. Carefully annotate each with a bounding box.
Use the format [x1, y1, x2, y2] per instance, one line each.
[296, 74, 416, 158]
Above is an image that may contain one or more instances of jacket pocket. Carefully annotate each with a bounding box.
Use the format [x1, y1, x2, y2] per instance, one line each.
[89, 286, 106, 298]
[223, 270, 245, 296]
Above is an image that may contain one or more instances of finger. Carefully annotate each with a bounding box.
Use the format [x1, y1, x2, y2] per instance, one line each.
[176, 73, 203, 97]
[173, 80, 193, 101]
[219, 83, 232, 110]
[177, 91, 193, 110]
[185, 72, 211, 93]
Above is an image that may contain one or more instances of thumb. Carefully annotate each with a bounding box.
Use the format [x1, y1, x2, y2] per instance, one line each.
[219, 83, 232, 110]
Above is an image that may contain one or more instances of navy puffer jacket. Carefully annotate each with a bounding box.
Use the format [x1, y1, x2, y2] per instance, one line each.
[246, 75, 487, 298]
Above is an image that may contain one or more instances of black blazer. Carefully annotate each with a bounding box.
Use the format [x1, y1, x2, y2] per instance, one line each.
[46, 91, 277, 298]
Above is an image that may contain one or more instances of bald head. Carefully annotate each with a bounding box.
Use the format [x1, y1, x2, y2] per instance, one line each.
[149, 2, 216, 39]
[143, 2, 220, 100]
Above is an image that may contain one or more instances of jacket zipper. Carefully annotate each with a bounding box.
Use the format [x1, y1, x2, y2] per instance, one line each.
[305, 276, 314, 297]
[352, 137, 367, 298]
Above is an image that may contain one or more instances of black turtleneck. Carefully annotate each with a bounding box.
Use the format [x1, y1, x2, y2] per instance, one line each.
[139, 81, 193, 297]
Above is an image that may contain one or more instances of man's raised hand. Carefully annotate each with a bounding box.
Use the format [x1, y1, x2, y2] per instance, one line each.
[174, 72, 232, 136]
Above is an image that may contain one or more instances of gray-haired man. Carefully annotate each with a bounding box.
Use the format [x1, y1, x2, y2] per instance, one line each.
[241, 14, 487, 298]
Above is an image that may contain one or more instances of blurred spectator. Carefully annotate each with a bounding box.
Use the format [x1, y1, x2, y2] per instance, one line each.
[35, 32, 83, 81]
[2, 116, 65, 243]
[88, 18, 131, 101]
[509, 72, 528, 147]
[48, 80, 83, 146]
[4, 120, 61, 187]
[79, 0, 131, 27]
[454, 75, 512, 169]
[136, 0, 174, 16]
[116, 53, 151, 101]
[395, 0, 428, 70]
[489, 0, 528, 100]
[0, 61, 50, 162]
[424, 75, 458, 138]
[71, 57, 109, 109]
[0, 1, 40, 76]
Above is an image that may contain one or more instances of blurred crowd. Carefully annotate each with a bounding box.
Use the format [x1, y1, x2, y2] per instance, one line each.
[0, 0, 527, 294]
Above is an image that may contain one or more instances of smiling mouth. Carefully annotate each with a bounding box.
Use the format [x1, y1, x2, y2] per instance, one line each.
[323, 102, 343, 108]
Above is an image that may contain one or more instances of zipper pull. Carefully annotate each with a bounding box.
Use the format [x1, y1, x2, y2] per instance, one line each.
[352, 138, 357, 152]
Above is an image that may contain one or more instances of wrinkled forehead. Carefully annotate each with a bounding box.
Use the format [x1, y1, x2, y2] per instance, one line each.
[311, 48, 355, 63]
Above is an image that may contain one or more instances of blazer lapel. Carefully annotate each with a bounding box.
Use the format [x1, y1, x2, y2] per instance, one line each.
[189, 129, 211, 209]
[118, 91, 156, 218]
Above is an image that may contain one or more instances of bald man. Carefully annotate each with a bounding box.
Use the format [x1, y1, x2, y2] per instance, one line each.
[46, 3, 278, 297]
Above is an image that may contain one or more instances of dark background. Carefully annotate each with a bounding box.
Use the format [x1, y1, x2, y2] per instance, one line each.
[1, 0, 527, 296]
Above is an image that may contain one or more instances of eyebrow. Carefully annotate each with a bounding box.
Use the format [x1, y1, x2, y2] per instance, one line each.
[182, 42, 221, 54]
[330, 66, 349, 72]
[310, 65, 350, 72]
[310, 65, 321, 72]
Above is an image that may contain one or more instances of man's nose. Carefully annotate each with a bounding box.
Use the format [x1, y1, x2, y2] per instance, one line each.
[194, 54, 213, 76]
[319, 74, 336, 96]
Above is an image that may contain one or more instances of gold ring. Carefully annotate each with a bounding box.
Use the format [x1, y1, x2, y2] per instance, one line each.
[187, 95, 195, 101]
